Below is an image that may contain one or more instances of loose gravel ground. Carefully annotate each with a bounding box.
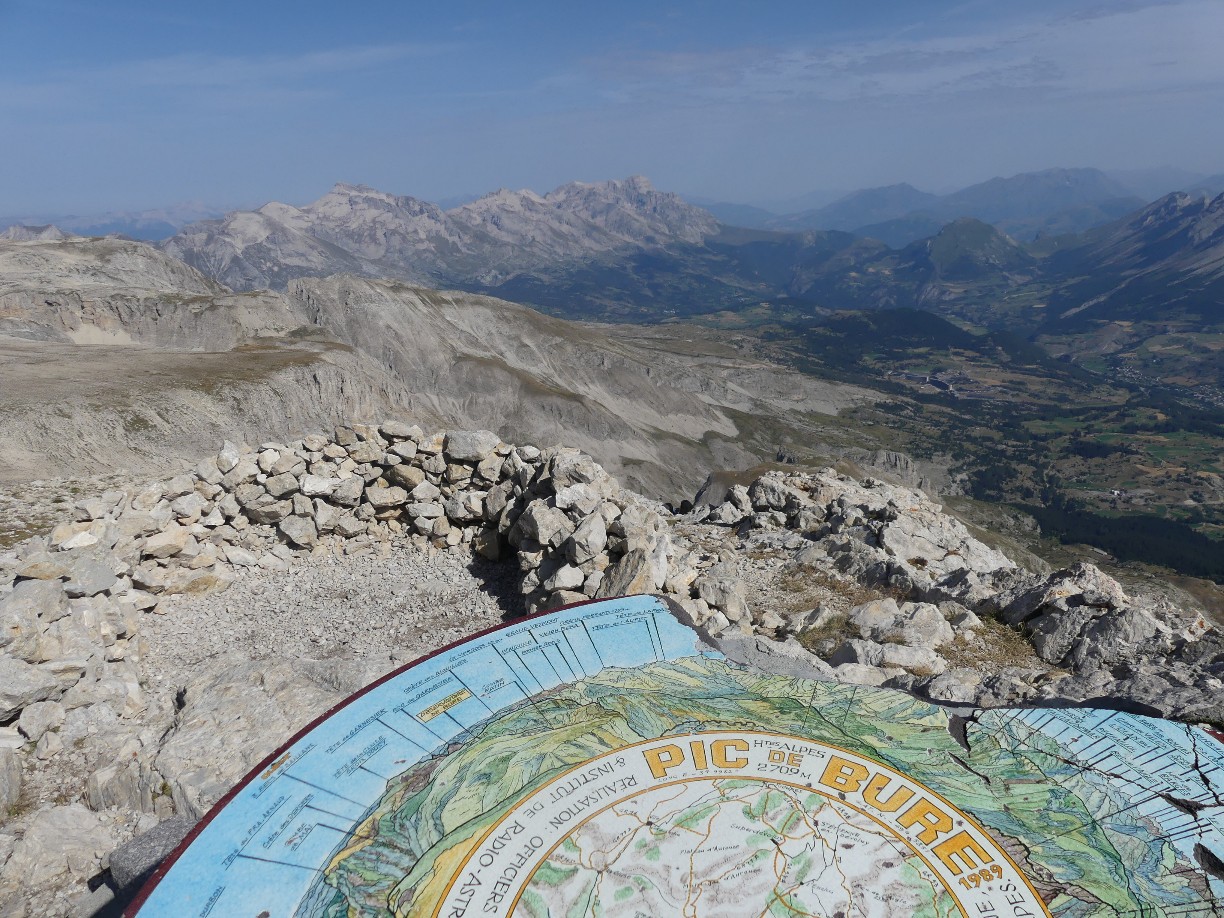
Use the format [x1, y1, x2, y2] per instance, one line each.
[144, 534, 526, 704]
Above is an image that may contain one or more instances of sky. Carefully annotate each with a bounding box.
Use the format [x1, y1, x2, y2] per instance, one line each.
[2, 0, 1223, 214]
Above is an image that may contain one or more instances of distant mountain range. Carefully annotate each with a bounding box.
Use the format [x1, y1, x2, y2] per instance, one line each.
[149, 174, 1224, 341]
[161, 176, 718, 293]
[10, 172, 1223, 365]
[695, 167, 1224, 247]
[759, 168, 1146, 245]
[0, 202, 224, 242]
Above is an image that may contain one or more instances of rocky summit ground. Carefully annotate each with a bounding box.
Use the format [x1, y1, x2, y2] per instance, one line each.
[1, 422, 1221, 917]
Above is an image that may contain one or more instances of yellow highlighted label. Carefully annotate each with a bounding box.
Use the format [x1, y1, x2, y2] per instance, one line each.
[419, 688, 472, 722]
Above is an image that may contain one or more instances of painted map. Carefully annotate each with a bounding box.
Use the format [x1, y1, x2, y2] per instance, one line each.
[128, 595, 1224, 918]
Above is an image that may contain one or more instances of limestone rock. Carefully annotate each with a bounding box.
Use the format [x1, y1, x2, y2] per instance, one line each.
[0, 804, 114, 887]
[365, 486, 408, 510]
[595, 549, 656, 598]
[2, 581, 62, 661]
[568, 515, 607, 565]
[381, 421, 423, 441]
[0, 749, 19, 813]
[217, 440, 241, 474]
[17, 701, 64, 743]
[62, 558, 117, 598]
[142, 525, 191, 559]
[299, 474, 336, 497]
[258, 473, 295, 499]
[13, 554, 70, 581]
[331, 476, 365, 507]
[543, 564, 585, 593]
[108, 815, 198, 892]
[0, 656, 60, 720]
[511, 503, 574, 549]
[694, 576, 750, 622]
[444, 430, 501, 463]
[278, 516, 318, 549]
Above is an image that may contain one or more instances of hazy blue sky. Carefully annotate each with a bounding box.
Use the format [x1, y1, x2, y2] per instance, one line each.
[2, 0, 1223, 213]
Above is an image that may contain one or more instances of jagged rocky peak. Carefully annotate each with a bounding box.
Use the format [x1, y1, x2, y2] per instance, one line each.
[161, 175, 722, 291]
[306, 181, 448, 219]
[542, 174, 720, 241]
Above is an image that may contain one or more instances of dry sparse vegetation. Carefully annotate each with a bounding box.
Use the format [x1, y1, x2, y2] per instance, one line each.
[941, 615, 1043, 670]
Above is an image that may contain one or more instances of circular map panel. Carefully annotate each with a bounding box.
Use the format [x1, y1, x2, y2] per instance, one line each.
[435, 733, 1043, 918]
[128, 596, 1224, 918]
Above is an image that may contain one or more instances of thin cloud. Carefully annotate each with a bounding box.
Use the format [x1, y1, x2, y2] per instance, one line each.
[588, 0, 1224, 107]
[0, 41, 461, 112]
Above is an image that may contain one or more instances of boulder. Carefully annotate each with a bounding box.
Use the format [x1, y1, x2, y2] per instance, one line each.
[169, 491, 208, 522]
[62, 558, 117, 599]
[330, 476, 365, 507]
[555, 484, 601, 517]
[13, 554, 70, 581]
[568, 515, 607, 565]
[278, 516, 318, 549]
[596, 549, 657, 598]
[216, 440, 241, 473]
[511, 503, 575, 549]
[444, 430, 502, 463]
[365, 487, 408, 510]
[298, 474, 337, 497]
[381, 421, 423, 441]
[142, 525, 191, 559]
[832, 663, 892, 687]
[543, 564, 585, 593]
[0, 656, 60, 719]
[388, 465, 425, 489]
[406, 502, 444, 520]
[16, 700, 65, 743]
[245, 500, 293, 525]
[2, 581, 60, 661]
[411, 481, 442, 502]
[263, 473, 299, 499]
[108, 815, 198, 892]
[162, 475, 195, 500]
[694, 576, 750, 623]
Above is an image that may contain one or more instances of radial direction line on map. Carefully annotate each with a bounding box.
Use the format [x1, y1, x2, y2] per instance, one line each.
[1168, 823, 1211, 844]
[560, 627, 591, 679]
[439, 707, 472, 737]
[450, 670, 497, 716]
[526, 631, 568, 683]
[377, 717, 430, 756]
[645, 614, 664, 662]
[579, 619, 606, 668]
[392, 703, 447, 745]
[359, 763, 393, 783]
[1114, 902, 1220, 917]
[280, 772, 369, 810]
[232, 853, 324, 873]
[838, 685, 860, 731]
[493, 642, 545, 695]
[1051, 790, 1190, 841]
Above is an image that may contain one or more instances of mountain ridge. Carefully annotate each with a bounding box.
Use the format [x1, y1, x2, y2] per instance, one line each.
[163, 176, 721, 294]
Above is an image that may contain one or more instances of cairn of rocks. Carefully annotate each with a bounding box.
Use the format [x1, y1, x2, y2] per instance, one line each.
[1, 424, 1222, 915]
